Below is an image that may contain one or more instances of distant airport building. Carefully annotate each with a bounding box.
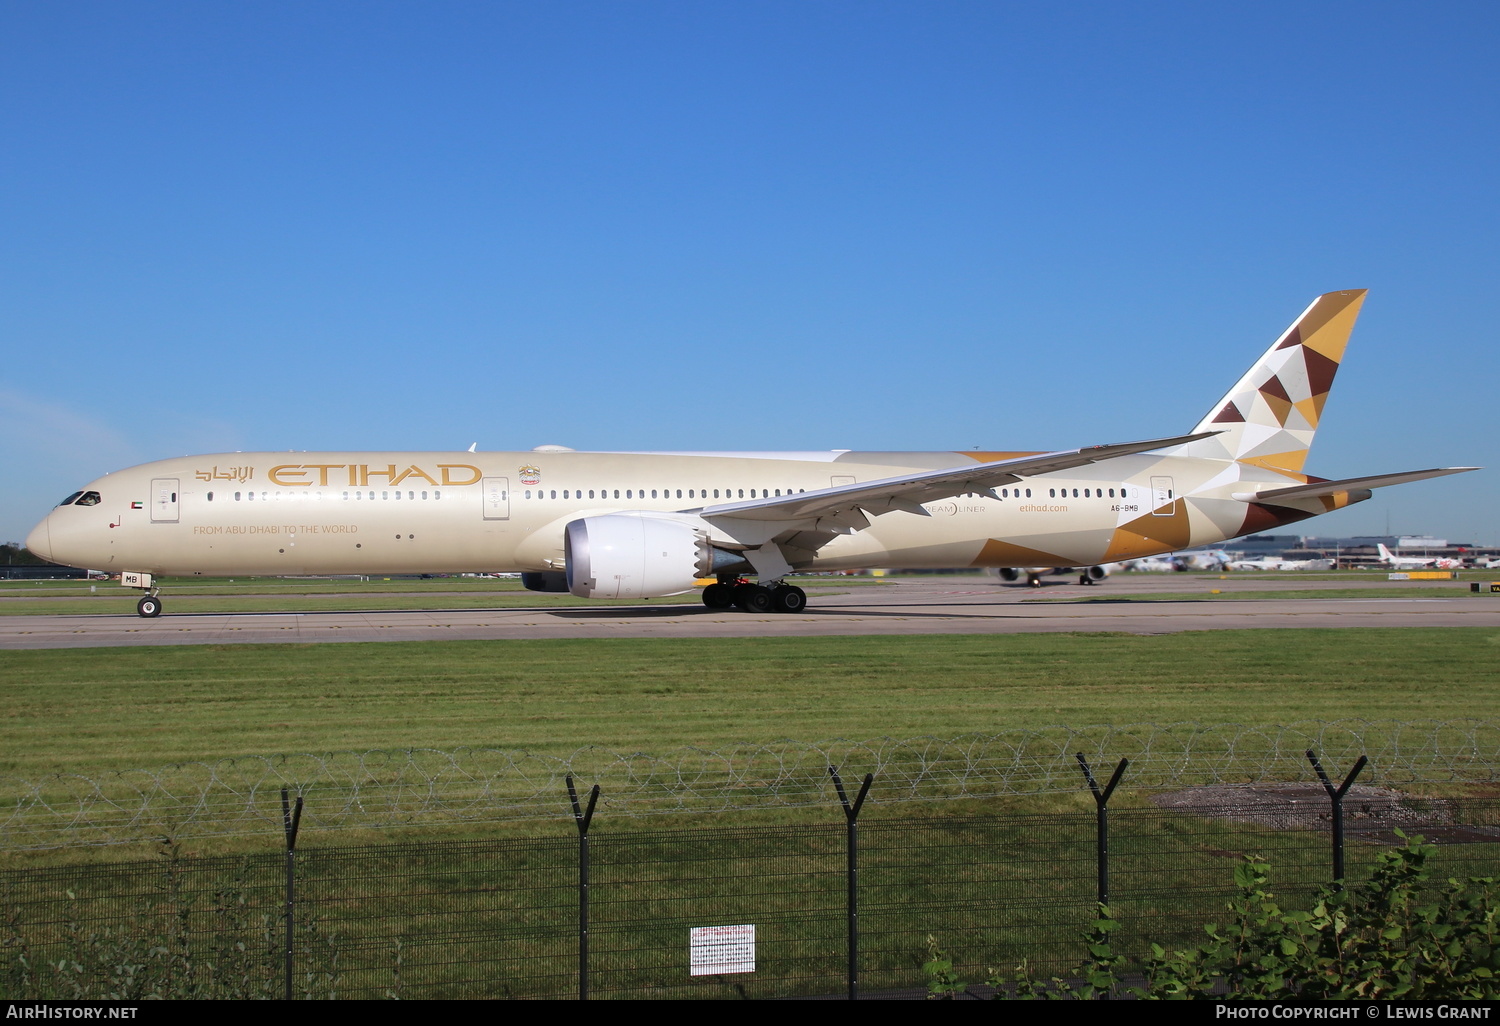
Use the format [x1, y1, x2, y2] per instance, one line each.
[1229, 534, 1305, 556]
[0, 564, 91, 580]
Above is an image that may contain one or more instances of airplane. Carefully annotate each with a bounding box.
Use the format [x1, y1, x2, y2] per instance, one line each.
[1376, 543, 1464, 570]
[997, 564, 1121, 587]
[25, 289, 1478, 618]
[1226, 556, 1335, 571]
[1124, 549, 1232, 572]
[1127, 555, 1188, 572]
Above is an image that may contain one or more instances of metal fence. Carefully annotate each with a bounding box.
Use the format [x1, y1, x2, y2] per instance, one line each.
[4, 762, 1499, 1000]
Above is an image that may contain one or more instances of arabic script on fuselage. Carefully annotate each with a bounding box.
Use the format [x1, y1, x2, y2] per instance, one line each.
[195, 465, 255, 483]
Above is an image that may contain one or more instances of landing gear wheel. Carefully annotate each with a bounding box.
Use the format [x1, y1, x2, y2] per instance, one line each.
[702, 583, 735, 609]
[733, 584, 773, 613]
[136, 595, 162, 618]
[770, 586, 807, 613]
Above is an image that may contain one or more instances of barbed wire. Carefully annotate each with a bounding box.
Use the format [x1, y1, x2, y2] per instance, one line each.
[2, 720, 1496, 850]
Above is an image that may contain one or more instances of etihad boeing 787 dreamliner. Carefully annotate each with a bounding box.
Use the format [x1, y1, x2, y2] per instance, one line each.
[26, 290, 1475, 617]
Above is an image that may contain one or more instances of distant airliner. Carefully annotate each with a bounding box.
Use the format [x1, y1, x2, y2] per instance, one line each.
[26, 290, 1476, 617]
[1227, 556, 1336, 571]
[1376, 543, 1464, 571]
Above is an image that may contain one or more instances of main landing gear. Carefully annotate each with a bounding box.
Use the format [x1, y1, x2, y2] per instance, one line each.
[702, 577, 807, 614]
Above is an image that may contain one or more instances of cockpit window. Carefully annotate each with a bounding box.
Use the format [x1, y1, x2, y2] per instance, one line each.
[74, 491, 102, 506]
[57, 491, 84, 507]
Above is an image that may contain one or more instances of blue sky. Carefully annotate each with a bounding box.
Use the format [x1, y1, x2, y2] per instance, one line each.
[3, 1, 1495, 545]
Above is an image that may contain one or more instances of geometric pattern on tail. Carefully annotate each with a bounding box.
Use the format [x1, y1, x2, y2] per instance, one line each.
[1189, 289, 1367, 475]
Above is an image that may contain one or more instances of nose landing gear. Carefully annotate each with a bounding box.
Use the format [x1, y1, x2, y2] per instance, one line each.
[122, 571, 163, 617]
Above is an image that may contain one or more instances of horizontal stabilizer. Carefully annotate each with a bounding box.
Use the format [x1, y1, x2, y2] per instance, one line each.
[1232, 466, 1478, 505]
[703, 430, 1221, 525]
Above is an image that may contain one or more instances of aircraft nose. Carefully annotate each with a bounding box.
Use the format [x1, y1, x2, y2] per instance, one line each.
[25, 517, 52, 562]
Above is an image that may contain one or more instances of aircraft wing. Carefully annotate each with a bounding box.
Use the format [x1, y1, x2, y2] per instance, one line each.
[698, 431, 1220, 526]
[1232, 467, 1478, 506]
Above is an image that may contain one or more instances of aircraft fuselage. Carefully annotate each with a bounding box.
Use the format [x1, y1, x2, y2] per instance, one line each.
[27, 446, 1309, 579]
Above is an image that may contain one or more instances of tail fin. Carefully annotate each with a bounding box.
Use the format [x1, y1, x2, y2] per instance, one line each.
[1177, 290, 1367, 474]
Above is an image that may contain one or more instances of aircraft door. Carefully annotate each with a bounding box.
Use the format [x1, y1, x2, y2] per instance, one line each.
[482, 477, 510, 521]
[150, 479, 180, 523]
[1150, 476, 1175, 516]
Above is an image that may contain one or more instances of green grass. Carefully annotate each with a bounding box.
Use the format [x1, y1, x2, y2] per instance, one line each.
[3, 628, 1498, 779]
[1026, 587, 1493, 602]
[4, 626, 1498, 996]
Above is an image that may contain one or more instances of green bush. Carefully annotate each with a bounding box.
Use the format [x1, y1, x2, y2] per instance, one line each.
[2, 847, 341, 1000]
[948, 833, 1499, 1000]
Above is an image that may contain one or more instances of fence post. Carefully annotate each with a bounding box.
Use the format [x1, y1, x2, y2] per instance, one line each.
[567, 775, 600, 1001]
[279, 787, 304, 1001]
[1075, 755, 1129, 908]
[828, 767, 873, 1001]
[1306, 751, 1368, 889]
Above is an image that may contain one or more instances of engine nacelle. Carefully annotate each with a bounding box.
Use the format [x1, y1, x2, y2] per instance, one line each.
[998, 568, 1021, 582]
[565, 514, 716, 599]
[1083, 564, 1109, 581]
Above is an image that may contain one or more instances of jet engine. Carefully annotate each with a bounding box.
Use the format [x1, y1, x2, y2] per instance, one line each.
[565, 513, 740, 599]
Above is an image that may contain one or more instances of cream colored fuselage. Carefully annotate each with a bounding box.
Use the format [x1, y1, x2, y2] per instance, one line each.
[27, 447, 1269, 578]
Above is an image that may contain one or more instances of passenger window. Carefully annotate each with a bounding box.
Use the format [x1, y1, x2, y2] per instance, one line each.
[434, 491, 441, 499]
[421, 491, 428, 500]
[651, 490, 657, 498]
[714, 489, 720, 498]
[235, 491, 242, 501]
[1049, 489, 1056, 498]
[207, 492, 214, 501]
[738, 489, 744, 498]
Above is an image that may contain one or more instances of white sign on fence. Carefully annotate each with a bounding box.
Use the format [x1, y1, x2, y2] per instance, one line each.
[689, 924, 755, 976]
